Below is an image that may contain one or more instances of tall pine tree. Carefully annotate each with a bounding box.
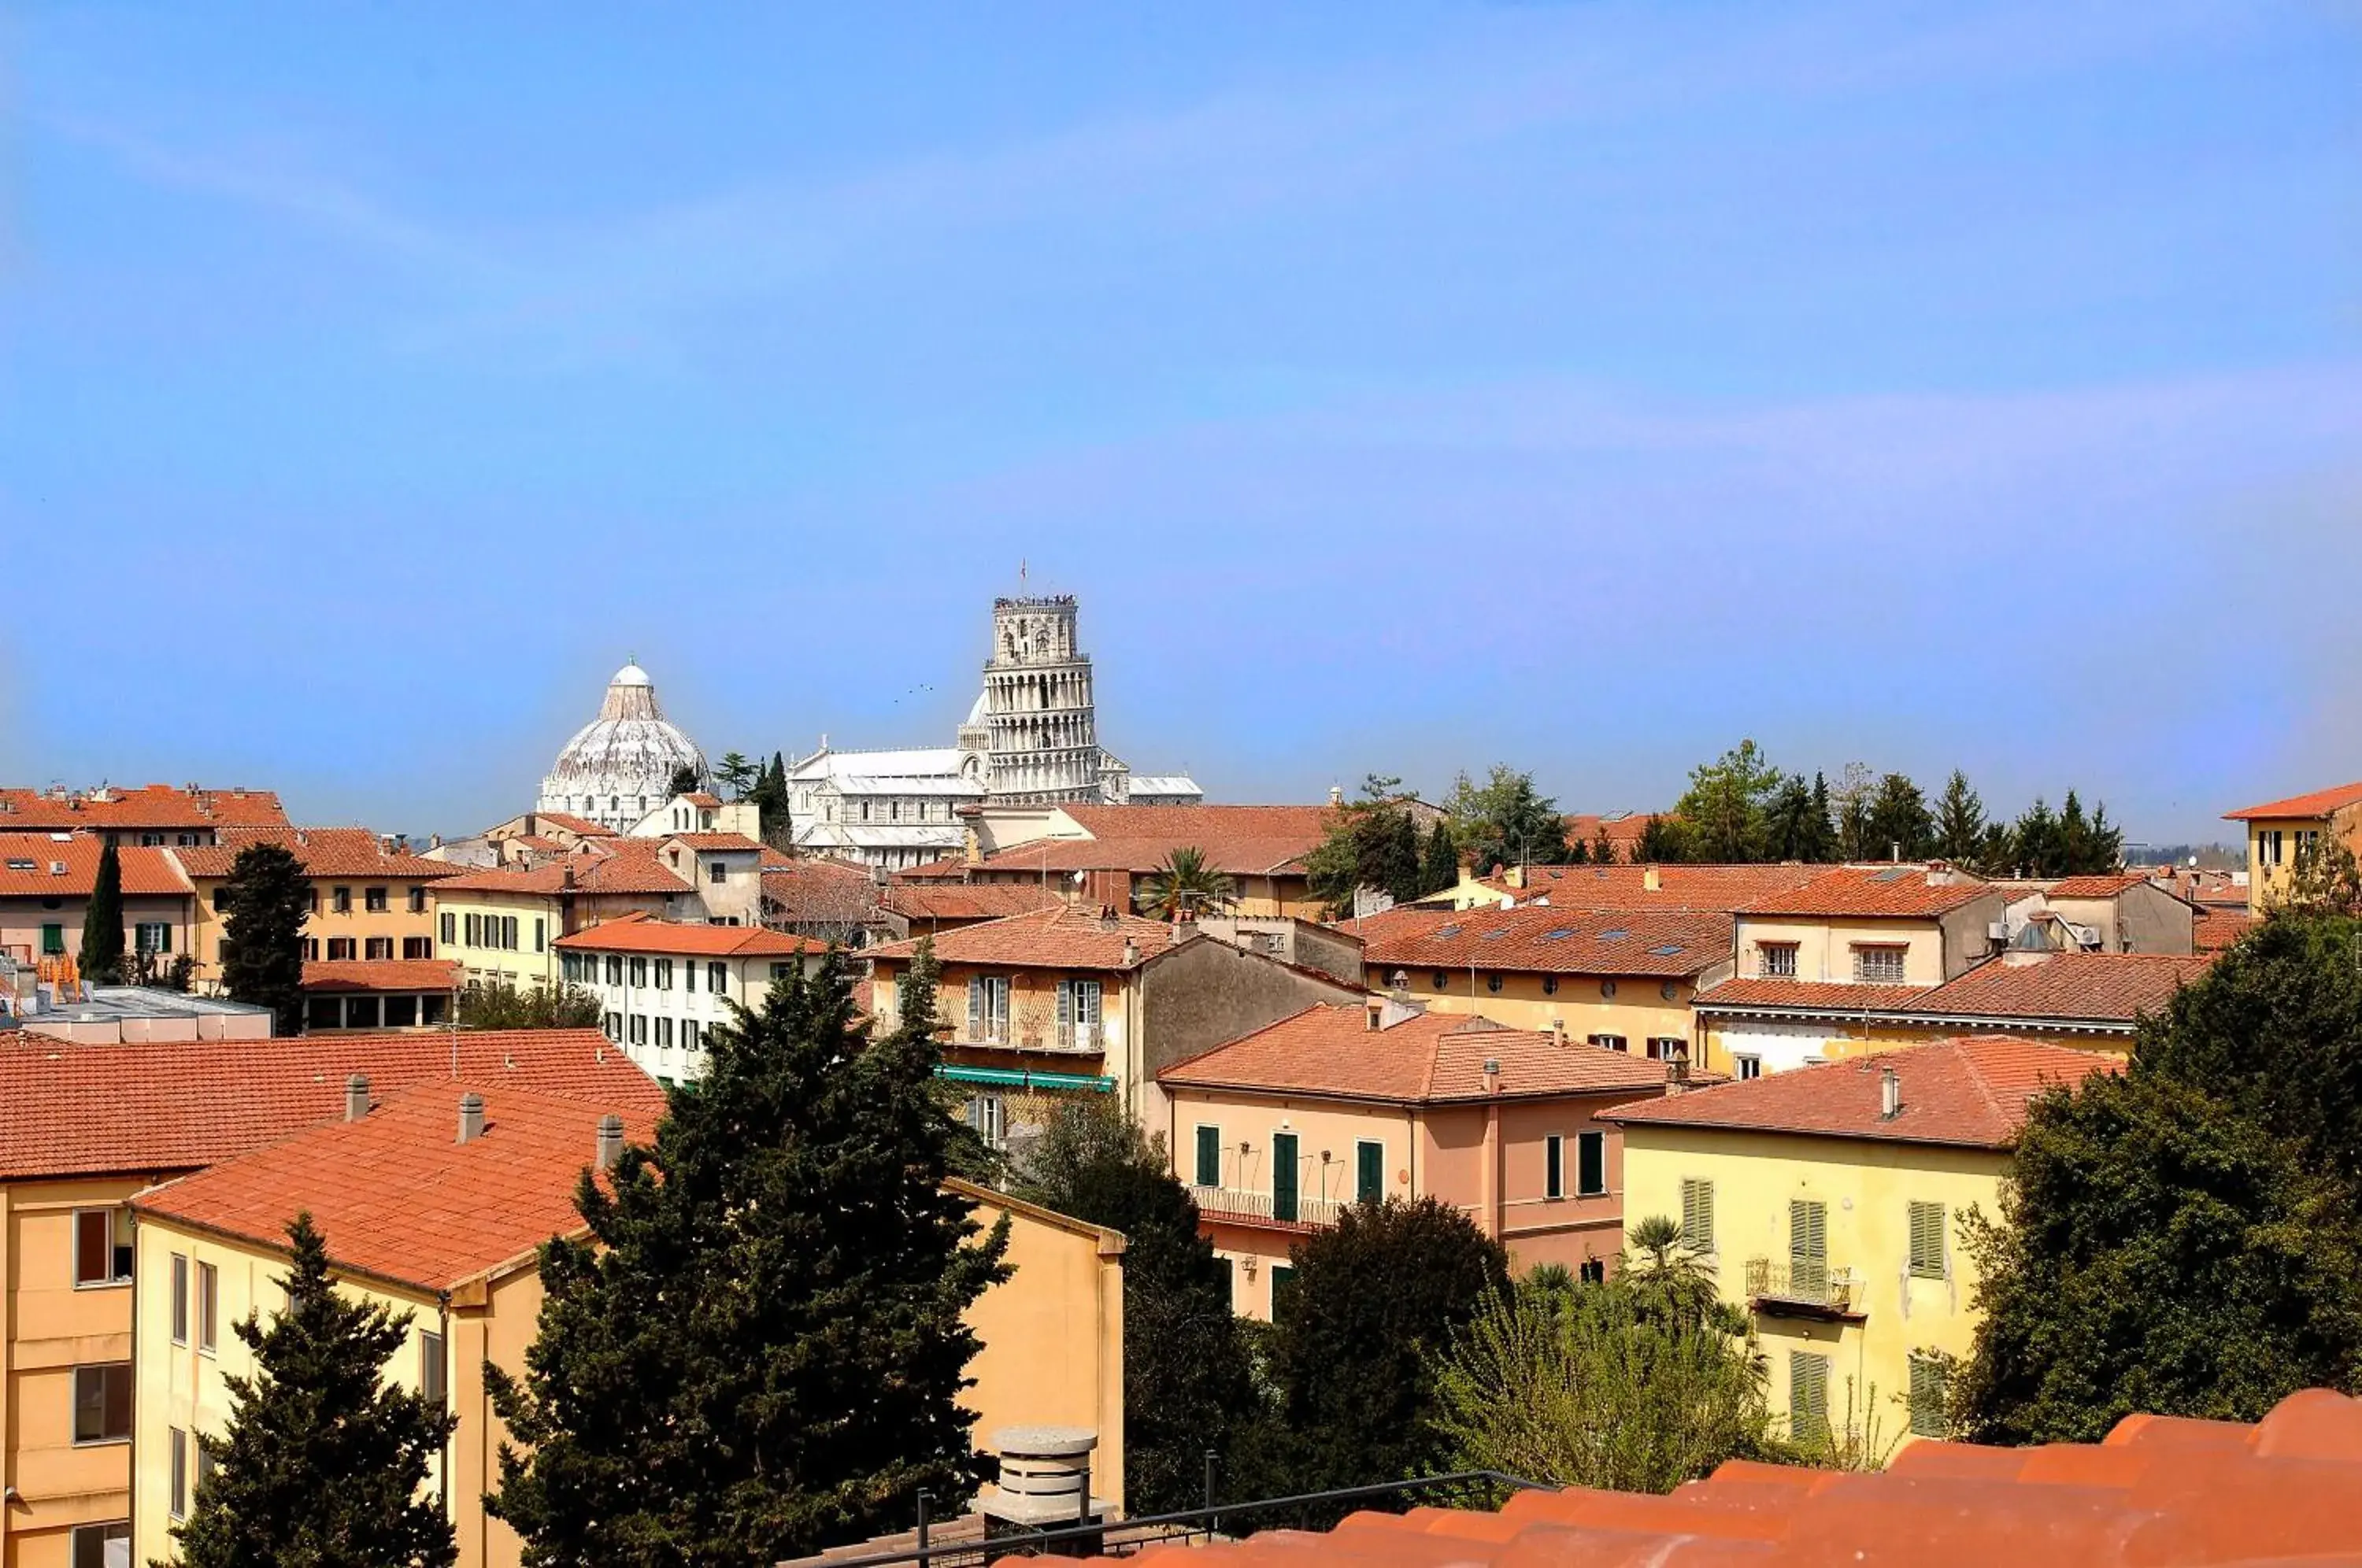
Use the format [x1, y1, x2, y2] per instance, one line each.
[487, 952, 1010, 1566]
[1420, 819, 1461, 895]
[220, 841, 312, 1034]
[1933, 770, 1989, 866]
[78, 836, 126, 985]
[175, 1214, 457, 1568]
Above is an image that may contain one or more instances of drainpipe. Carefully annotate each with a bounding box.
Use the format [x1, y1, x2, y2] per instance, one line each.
[1480, 1059, 1502, 1240]
[436, 1292, 452, 1524]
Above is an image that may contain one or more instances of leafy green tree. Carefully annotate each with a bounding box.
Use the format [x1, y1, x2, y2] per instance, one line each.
[1138, 846, 1238, 918]
[1255, 1197, 1509, 1496]
[2285, 834, 2362, 916]
[1431, 1221, 1772, 1492]
[1863, 773, 1934, 862]
[1592, 823, 1619, 865]
[1012, 1100, 1257, 1514]
[458, 981, 603, 1031]
[1829, 763, 1877, 862]
[1933, 771, 1989, 865]
[174, 1213, 457, 1568]
[78, 836, 126, 985]
[2057, 790, 2124, 875]
[1448, 766, 1571, 875]
[219, 841, 310, 1033]
[714, 751, 760, 801]
[1634, 814, 1687, 864]
[2009, 797, 2061, 876]
[1762, 774, 1823, 864]
[668, 763, 703, 797]
[1420, 819, 1461, 896]
[1673, 741, 1782, 863]
[487, 954, 1010, 1565]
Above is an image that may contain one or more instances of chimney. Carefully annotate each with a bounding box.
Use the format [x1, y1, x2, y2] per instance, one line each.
[1926, 861, 1953, 887]
[561, 862, 576, 889]
[457, 1092, 486, 1144]
[985, 1426, 1103, 1535]
[1120, 937, 1138, 967]
[1505, 864, 1524, 890]
[1098, 905, 1120, 933]
[1879, 1066, 1901, 1120]
[1549, 1017, 1567, 1048]
[429, 832, 443, 850]
[345, 1073, 370, 1122]
[964, 824, 984, 868]
[595, 1113, 625, 1170]
[1328, 784, 1344, 808]
[1664, 1041, 1692, 1094]
[1483, 1057, 1501, 1095]
[1643, 865, 1661, 893]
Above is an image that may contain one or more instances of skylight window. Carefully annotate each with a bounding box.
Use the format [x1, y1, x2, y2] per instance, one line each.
[1434, 923, 1463, 938]
[1540, 928, 1575, 941]
[1598, 928, 1630, 941]
[1479, 929, 1507, 941]
[1650, 943, 1685, 956]
[1871, 868, 1909, 882]
[4, 858, 31, 871]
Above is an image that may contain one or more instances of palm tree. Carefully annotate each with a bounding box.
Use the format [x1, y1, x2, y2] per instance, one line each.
[1622, 1215, 1742, 1333]
[1135, 847, 1237, 919]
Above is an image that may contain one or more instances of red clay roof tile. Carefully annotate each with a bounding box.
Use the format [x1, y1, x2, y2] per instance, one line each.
[1694, 977, 1934, 1011]
[1355, 905, 1733, 978]
[171, 826, 460, 881]
[1895, 953, 2212, 1024]
[1480, 862, 1824, 912]
[883, 882, 1064, 923]
[0, 785, 288, 832]
[552, 912, 825, 956]
[2225, 781, 2362, 820]
[971, 804, 1339, 877]
[1737, 866, 1999, 919]
[868, 904, 1179, 971]
[301, 959, 463, 993]
[0, 834, 191, 897]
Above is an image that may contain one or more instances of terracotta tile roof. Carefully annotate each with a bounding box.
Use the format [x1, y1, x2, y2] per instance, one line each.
[1896, 953, 2213, 1025]
[868, 904, 1179, 971]
[1601, 1035, 2108, 1148]
[1142, 1387, 2362, 1568]
[0, 784, 287, 832]
[172, 826, 461, 881]
[883, 882, 1064, 923]
[1738, 865, 1998, 919]
[523, 812, 617, 838]
[301, 959, 463, 993]
[974, 804, 1340, 877]
[430, 847, 691, 897]
[2042, 872, 2156, 900]
[679, 793, 724, 808]
[2225, 780, 2362, 820]
[1355, 905, 1733, 978]
[0, 834, 191, 897]
[1480, 863, 1824, 912]
[2195, 906, 2255, 952]
[760, 857, 883, 925]
[1694, 977, 1934, 1011]
[892, 856, 972, 882]
[661, 833, 765, 852]
[134, 1082, 660, 1292]
[553, 912, 826, 956]
[0, 1028, 658, 1181]
[1158, 1005, 1691, 1104]
[1562, 811, 1660, 848]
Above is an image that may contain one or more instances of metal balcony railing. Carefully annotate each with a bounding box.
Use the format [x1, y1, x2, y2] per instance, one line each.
[1745, 1257, 1860, 1315]
[1186, 1184, 1347, 1229]
[1053, 1023, 1104, 1053]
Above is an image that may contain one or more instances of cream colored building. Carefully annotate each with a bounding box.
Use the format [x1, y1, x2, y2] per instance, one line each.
[430, 846, 692, 990]
[1604, 1037, 2105, 1450]
[555, 914, 825, 1085]
[2225, 779, 2362, 915]
[169, 827, 457, 990]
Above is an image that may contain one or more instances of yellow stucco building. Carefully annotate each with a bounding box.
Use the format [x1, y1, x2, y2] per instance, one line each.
[168, 827, 457, 992]
[428, 848, 693, 991]
[2225, 779, 2362, 915]
[1603, 1036, 2107, 1452]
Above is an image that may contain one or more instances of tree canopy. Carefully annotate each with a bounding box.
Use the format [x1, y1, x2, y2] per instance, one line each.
[1138, 845, 1238, 918]
[1306, 777, 1450, 915]
[1672, 741, 1782, 864]
[78, 836, 126, 985]
[1448, 766, 1571, 876]
[457, 980, 603, 1031]
[219, 840, 310, 1033]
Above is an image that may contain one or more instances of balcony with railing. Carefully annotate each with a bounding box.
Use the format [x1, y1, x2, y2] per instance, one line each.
[1186, 1184, 1347, 1231]
[947, 1021, 1105, 1055]
[1745, 1258, 1865, 1320]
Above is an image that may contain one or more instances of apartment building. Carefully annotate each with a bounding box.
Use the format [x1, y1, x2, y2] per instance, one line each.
[429, 846, 693, 990]
[2224, 780, 2362, 915]
[169, 827, 458, 989]
[553, 914, 826, 1085]
[905, 803, 1342, 919]
[0, 836, 194, 975]
[0, 786, 286, 848]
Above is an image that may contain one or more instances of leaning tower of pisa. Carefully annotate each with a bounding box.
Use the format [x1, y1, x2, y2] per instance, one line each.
[979, 596, 1106, 803]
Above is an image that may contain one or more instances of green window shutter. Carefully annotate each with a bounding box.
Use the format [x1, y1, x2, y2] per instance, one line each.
[1356, 1141, 1383, 1204]
[1681, 1178, 1715, 1253]
[1908, 1201, 1946, 1279]
[1790, 1199, 1827, 1296]
[1271, 1263, 1298, 1318]
[1194, 1126, 1221, 1189]
[967, 976, 982, 1035]
[1272, 1132, 1300, 1222]
[1908, 1353, 1948, 1438]
[42, 923, 65, 956]
[1789, 1351, 1831, 1442]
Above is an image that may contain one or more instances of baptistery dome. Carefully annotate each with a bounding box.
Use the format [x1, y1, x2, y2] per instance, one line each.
[535, 661, 706, 832]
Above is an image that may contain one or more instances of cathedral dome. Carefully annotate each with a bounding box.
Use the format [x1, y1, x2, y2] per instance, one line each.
[535, 661, 706, 831]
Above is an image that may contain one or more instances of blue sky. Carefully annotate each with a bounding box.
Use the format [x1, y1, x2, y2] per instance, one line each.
[2, 2, 2356, 843]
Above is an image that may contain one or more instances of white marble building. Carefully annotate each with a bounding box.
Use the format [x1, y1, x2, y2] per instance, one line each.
[536, 662, 707, 834]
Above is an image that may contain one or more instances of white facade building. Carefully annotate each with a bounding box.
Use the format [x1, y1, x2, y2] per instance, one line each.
[789, 595, 1201, 869]
[553, 914, 824, 1085]
[537, 662, 707, 834]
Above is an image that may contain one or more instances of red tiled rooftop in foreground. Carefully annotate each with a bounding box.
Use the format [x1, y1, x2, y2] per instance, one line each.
[1895, 952, 2213, 1024]
[134, 1081, 659, 1292]
[1601, 1035, 2107, 1149]
[0, 1027, 660, 1181]
[883, 882, 1064, 923]
[2225, 780, 2362, 820]
[1694, 977, 1934, 1012]
[2195, 906, 2255, 952]
[1141, 1388, 2362, 1568]
[1737, 865, 1996, 919]
[172, 826, 460, 880]
[1355, 904, 1734, 978]
[2041, 872, 2158, 900]
[0, 835, 191, 897]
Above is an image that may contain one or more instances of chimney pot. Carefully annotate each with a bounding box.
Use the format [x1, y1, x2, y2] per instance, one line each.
[457, 1091, 487, 1144]
[1121, 937, 1138, 967]
[345, 1073, 370, 1122]
[1483, 1057, 1501, 1094]
[1549, 1017, 1566, 1048]
[595, 1113, 625, 1170]
[1880, 1066, 1902, 1120]
[1328, 784, 1343, 808]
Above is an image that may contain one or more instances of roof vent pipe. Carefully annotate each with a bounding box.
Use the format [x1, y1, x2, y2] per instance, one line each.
[457, 1091, 487, 1144]
[1120, 937, 1138, 967]
[595, 1113, 625, 1170]
[346, 1074, 370, 1122]
[1483, 1058, 1501, 1095]
[1880, 1067, 1902, 1120]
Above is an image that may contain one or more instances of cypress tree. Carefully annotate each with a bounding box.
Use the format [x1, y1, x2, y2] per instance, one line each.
[220, 841, 312, 1034]
[1421, 819, 1461, 895]
[1806, 773, 1837, 862]
[175, 1213, 457, 1568]
[487, 951, 1011, 1566]
[78, 837, 126, 984]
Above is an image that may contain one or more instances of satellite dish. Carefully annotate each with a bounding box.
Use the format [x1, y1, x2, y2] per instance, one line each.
[2187, 856, 2199, 868]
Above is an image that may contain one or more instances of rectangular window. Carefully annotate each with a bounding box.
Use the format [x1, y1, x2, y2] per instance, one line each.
[421, 1330, 448, 1411]
[709, 860, 727, 884]
[1544, 1134, 1564, 1200]
[326, 937, 357, 961]
[1055, 977, 1103, 1047]
[603, 1011, 622, 1042]
[134, 922, 172, 954]
[1908, 1200, 1946, 1280]
[74, 1207, 133, 1286]
[655, 958, 673, 991]
[1271, 1263, 1299, 1317]
[463, 913, 479, 948]
[198, 1261, 219, 1352]
[365, 937, 393, 960]
[1646, 1037, 1686, 1061]
[332, 886, 352, 914]
[629, 956, 647, 987]
[70, 1522, 130, 1568]
[365, 886, 388, 912]
[967, 974, 1011, 1041]
[503, 915, 519, 950]
[770, 961, 792, 981]
[197, 1444, 216, 1493]
[1194, 1125, 1222, 1189]
[1736, 1055, 1762, 1081]
[440, 912, 456, 945]
[409, 886, 428, 914]
[1852, 944, 1908, 984]
[1908, 1352, 1948, 1438]
[1587, 1033, 1628, 1052]
[1680, 1178, 1715, 1253]
[307, 993, 342, 1030]
[629, 1014, 647, 1045]
[384, 996, 418, 1026]
[966, 1093, 1007, 1150]
[605, 954, 624, 986]
[533, 917, 545, 952]
[682, 1019, 699, 1052]
[402, 935, 431, 960]
[1759, 942, 1798, 978]
[684, 960, 698, 993]
[1790, 1351, 1831, 1442]
[708, 960, 727, 993]
[1356, 1139, 1384, 1204]
[171, 1253, 190, 1343]
[1576, 1130, 1606, 1196]
[656, 1016, 675, 1048]
[72, 1363, 133, 1444]
[169, 1426, 188, 1518]
[1272, 1131, 1301, 1222]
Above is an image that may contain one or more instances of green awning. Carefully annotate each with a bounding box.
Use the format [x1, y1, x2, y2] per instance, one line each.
[934, 1064, 1115, 1093]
